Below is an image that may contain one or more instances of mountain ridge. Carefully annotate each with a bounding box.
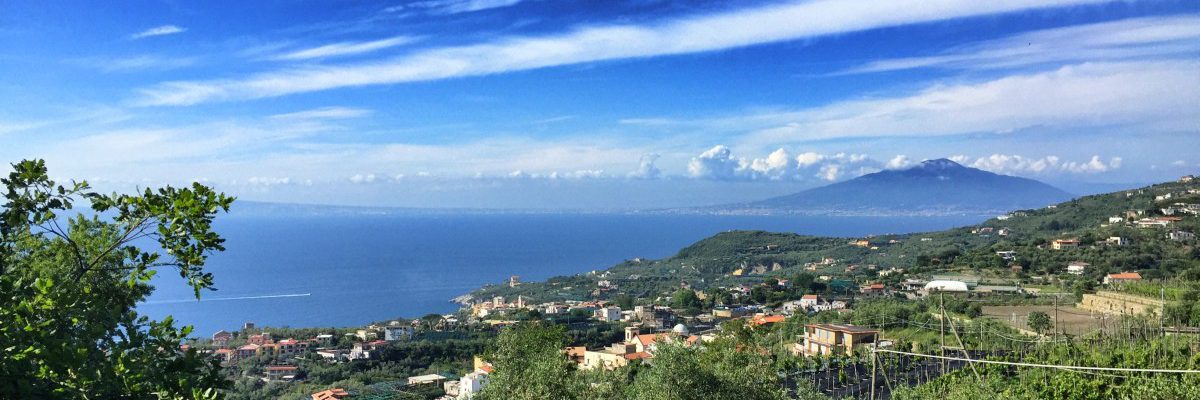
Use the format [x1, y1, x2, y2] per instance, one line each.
[711, 158, 1074, 216]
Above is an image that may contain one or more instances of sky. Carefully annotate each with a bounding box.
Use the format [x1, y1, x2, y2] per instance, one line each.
[0, 0, 1198, 209]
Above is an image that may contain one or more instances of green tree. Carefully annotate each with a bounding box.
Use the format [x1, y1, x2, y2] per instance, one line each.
[478, 322, 581, 400]
[671, 288, 702, 310]
[627, 340, 788, 400]
[1028, 311, 1052, 334]
[0, 159, 234, 399]
[614, 293, 635, 310]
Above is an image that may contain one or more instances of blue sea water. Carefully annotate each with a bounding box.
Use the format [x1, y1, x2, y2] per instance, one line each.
[138, 213, 985, 335]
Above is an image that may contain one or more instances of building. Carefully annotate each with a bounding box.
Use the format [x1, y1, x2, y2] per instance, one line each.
[247, 332, 273, 345]
[860, 283, 886, 296]
[311, 388, 350, 400]
[314, 333, 334, 347]
[235, 344, 260, 360]
[799, 294, 819, 308]
[1104, 272, 1142, 285]
[1106, 236, 1130, 246]
[996, 251, 1017, 261]
[1108, 216, 1125, 224]
[800, 324, 879, 356]
[1067, 261, 1090, 275]
[594, 306, 622, 322]
[1167, 231, 1195, 241]
[1051, 239, 1079, 250]
[458, 371, 489, 399]
[509, 275, 520, 288]
[924, 280, 968, 292]
[407, 374, 447, 386]
[384, 326, 414, 341]
[264, 365, 298, 381]
[212, 330, 232, 347]
[349, 340, 387, 360]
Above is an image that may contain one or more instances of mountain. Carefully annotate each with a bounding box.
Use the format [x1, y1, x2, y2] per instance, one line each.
[728, 159, 1074, 215]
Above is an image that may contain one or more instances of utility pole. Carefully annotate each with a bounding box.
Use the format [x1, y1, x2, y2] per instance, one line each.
[1054, 295, 1059, 342]
[870, 342, 878, 400]
[939, 292, 946, 375]
[1160, 285, 1166, 337]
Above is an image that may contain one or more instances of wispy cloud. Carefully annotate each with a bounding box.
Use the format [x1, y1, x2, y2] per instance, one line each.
[76, 55, 197, 73]
[130, 25, 186, 40]
[271, 36, 418, 61]
[714, 60, 1198, 145]
[268, 106, 373, 120]
[841, 14, 1200, 74]
[136, 0, 1114, 105]
[383, 0, 525, 16]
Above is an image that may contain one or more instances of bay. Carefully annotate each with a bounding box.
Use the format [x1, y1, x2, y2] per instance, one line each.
[138, 213, 986, 335]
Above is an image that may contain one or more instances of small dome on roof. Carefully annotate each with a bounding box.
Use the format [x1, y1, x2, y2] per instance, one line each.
[672, 324, 689, 335]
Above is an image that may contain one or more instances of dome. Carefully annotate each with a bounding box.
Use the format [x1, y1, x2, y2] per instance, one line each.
[672, 323, 689, 335]
[924, 280, 969, 292]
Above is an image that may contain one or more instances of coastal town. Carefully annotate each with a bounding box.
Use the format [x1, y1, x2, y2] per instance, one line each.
[182, 177, 1200, 399]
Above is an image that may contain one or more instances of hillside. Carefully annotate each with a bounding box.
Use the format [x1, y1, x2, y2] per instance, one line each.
[467, 176, 1198, 307]
[717, 159, 1073, 216]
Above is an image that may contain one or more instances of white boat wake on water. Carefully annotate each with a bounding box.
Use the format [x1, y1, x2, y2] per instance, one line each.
[143, 293, 312, 305]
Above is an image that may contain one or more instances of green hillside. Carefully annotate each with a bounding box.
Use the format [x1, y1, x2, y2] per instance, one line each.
[467, 177, 1199, 315]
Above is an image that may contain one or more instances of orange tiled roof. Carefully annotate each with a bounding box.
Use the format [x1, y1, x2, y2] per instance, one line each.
[752, 315, 787, 326]
[311, 388, 350, 400]
[1107, 272, 1142, 280]
[623, 351, 653, 360]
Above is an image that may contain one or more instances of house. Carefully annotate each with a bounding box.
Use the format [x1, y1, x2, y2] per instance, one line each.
[235, 344, 260, 360]
[264, 365, 298, 381]
[1067, 261, 1090, 275]
[213, 348, 233, 363]
[1051, 239, 1079, 250]
[1183, 175, 1195, 183]
[1010, 264, 1024, 273]
[212, 330, 233, 347]
[1104, 272, 1142, 285]
[860, 283, 886, 296]
[799, 324, 879, 356]
[384, 326, 414, 341]
[1136, 217, 1175, 228]
[594, 306, 622, 322]
[750, 314, 787, 327]
[458, 371, 489, 399]
[349, 340, 387, 360]
[1167, 231, 1195, 241]
[998, 228, 1011, 236]
[247, 332, 273, 345]
[996, 251, 1017, 261]
[852, 240, 871, 248]
[1106, 237, 1130, 246]
[407, 374, 447, 386]
[311, 388, 351, 400]
[799, 294, 819, 308]
[1108, 216, 1124, 224]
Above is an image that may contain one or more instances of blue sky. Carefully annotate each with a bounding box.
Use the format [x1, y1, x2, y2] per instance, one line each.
[1, 0, 1198, 208]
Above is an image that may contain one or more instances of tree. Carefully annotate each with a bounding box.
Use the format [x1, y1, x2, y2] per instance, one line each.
[477, 322, 581, 400]
[627, 340, 788, 400]
[614, 293, 635, 310]
[0, 159, 234, 399]
[671, 288, 702, 310]
[1028, 311, 1052, 334]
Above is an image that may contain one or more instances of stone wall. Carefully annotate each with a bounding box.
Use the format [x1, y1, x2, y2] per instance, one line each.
[1077, 291, 1164, 316]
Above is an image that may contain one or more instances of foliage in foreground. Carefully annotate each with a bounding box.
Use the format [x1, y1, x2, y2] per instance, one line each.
[477, 322, 795, 400]
[0, 160, 233, 399]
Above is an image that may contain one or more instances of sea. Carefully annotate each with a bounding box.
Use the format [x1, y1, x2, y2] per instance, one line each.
[138, 212, 986, 335]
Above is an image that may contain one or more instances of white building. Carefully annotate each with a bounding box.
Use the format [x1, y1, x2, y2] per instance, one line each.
[924, 280, 969, 292]
[1067, 261, 1090, 275]
[1106, 237, 1130, 247]
[384, 326, 414, 341]
[1167, 231, 1195, 241]
[458, 371, 489, 399]
[594, 306, 622, 322]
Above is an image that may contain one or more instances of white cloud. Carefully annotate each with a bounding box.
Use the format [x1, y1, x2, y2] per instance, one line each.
[885, 155, 913, 169]
[136, 0, 1114, 105]
[843, 14, 1200, 74]
[739, 61, 1199, 144]
[79, 55, 197, 72]
[130, 25, 186, 40]
[384, 0, 524, 15]
[349, 173, 378, 183]
[687, 145, 745, 180]
[629, 154, 662, 179]
[963, 154, 1122, 174]
[272, 36, 418, 61]
[687, 146, 880, 181]
[269, 107, 373, 120]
